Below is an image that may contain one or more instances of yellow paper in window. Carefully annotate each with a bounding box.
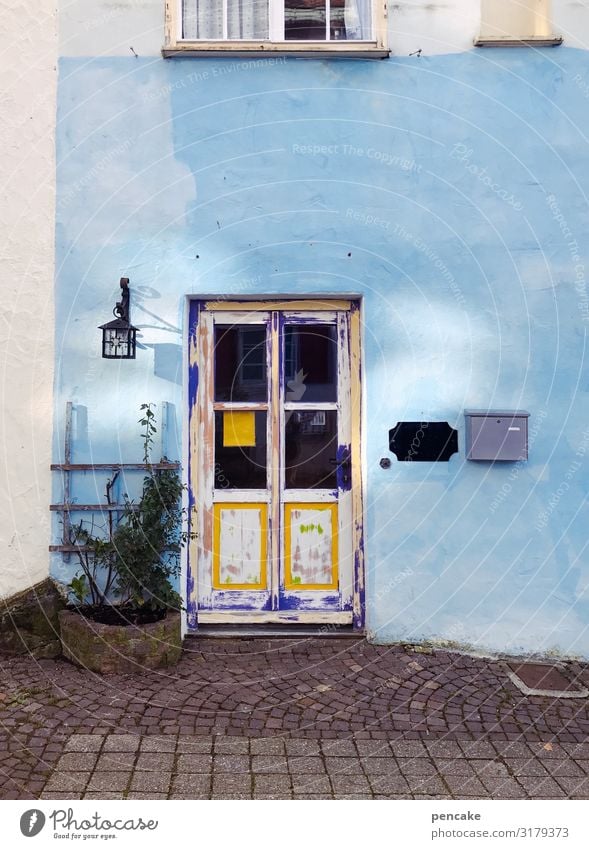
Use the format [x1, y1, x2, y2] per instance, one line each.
[223, 411, 256, 447]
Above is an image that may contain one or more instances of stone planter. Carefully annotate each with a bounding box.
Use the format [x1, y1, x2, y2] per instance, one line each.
[58, 609, 182, 674]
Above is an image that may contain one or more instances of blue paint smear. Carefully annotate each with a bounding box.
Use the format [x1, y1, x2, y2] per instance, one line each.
[53, 49, 589, 655]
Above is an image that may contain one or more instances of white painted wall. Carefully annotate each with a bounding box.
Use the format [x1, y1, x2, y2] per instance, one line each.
[58, 0, 589, 58]
[0, 2, 57, 598]
[60, 0, 164, 56]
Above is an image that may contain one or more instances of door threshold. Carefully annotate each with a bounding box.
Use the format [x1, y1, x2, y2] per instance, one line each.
[187, 624, 364, 639]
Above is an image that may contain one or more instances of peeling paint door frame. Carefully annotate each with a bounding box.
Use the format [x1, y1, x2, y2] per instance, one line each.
[186, 298, 364, 630]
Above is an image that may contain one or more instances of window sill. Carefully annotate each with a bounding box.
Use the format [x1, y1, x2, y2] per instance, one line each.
[162, 41, 390, 59]
[474, 35, 563, 48]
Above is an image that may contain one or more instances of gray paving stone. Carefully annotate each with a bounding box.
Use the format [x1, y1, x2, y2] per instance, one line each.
[321, 740, 357, 757]
[542, 760, 586, 778]
[170, 792, 211, 799]
[434, 758, 476, 777]
[45, 771, 91, 792]
[176, 737, 214, 754]
[130, 772, 172, 794]
[516, 776, 566, 798]
[331, 775, 371, 793]
[213, 755, 250, 773]
[554, 776, 589, 798]
[41, 792, 83, 799]
[55, 752, 99, 772]
[496, 742, 535, 759]
[127, 793, 168, 799]
[503, 758, 550, 777]
[528, 743, 568, 759]
[103, 735, 140, 753]
[84, 792, 125, 799]
[171, 774, 211, 794]
[406, 776, 448, 796]
[287, 757, 326, 774]
[390, 741, 428, 758]
[443, 775, 488, 796]
[250, 738, 285, 756]
[215, 737, 249, 754]
[140, 736, 177, 753]
[478, 776, 527, 799]
[561, 743, 589, 759]
[212, 792, 253, 799]
[325, 756, 362, 774]
[291, 775, 332, 794]
[64, 735, 104, 753]
[135, 753, 174, 771]
[87, 772, 130, 793]
[251, 755, 288, 773]
[176, 753, 213, 773]
[469, 759, 510, 777]
[395, 757, 437, 776]
[333, 794, 374, 799]
[458, 741, 498, 759]
[95, 752, 136, 772]
[425, 740, 463, 758]
[285, 740, 321, 756]
[360, 757, 401, 775]
[291, 793, 332, 799]
[254, 775, 292, 793]
[368, 774, 410, 794]
[212, 774, 252, 795]
[357, 740, 394, 757]
[375, 794, 413, 799]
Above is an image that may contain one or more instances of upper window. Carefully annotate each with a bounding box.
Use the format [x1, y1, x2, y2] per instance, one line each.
[165, 0, 388, 55]
[181, 0, 372, 41]
[477, 0, 561, 46]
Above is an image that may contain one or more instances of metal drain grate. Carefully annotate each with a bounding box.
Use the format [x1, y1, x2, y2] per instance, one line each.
[506, 662, 589, 698]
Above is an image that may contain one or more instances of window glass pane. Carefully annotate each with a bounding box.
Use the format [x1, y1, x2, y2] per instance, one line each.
[182, 0, 372, 42]
[285, 0, 326, 40]
[284, 324, 337, 403]
[333, 0, 372, 40]
[285, 410, 337, 489]
[183, 0, 223, 39]
[480, 0, 550, 39]
[214, 325, 268, 402]
[227, 0, 269, 38]
[215, 411, 267, 489]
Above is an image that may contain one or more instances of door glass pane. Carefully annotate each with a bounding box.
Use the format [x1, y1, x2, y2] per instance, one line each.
[284, 324, 337, 402]
[285, 0, 326, 40]
[215, 411, 267, 488]
[215, 325, 267, 402]
[285, 410, 337, 489]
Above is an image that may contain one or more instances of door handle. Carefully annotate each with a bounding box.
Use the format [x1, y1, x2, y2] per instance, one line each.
[329, 447, 352, 488]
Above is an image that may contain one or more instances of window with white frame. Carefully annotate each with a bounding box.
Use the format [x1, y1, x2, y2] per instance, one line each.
[181, 0, 373, 42]
[479, 0, 554, 41]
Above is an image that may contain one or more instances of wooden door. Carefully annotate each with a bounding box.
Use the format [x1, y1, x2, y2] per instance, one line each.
[188, 300, 363, 628]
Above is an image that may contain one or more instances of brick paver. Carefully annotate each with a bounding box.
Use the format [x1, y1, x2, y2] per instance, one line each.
[1, 637, 589, 799]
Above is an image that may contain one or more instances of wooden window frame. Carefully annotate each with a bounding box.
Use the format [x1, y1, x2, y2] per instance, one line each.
[163, 0, 390, 58]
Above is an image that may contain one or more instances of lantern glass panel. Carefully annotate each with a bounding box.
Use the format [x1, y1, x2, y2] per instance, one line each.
[102, 327, 135, 358]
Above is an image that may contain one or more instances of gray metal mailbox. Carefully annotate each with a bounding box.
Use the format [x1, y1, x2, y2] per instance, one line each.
[465, 410, 530, 461]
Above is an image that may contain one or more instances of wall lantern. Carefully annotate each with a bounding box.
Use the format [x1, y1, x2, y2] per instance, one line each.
[99, 277, 137, 359]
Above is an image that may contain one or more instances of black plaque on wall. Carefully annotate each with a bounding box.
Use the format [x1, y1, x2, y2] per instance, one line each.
[389, 422, 458, 462]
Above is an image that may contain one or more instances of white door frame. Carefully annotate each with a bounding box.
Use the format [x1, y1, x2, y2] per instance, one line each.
[185, 296, 365, 631]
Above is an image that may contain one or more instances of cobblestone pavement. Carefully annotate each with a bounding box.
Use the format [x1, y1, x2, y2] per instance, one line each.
[1, 638, 589, 799]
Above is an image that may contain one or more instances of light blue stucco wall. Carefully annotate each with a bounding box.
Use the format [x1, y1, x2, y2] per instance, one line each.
[54, 49, 589, 656]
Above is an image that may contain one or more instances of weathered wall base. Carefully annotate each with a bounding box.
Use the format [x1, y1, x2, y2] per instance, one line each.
[0, 579, 65, 659]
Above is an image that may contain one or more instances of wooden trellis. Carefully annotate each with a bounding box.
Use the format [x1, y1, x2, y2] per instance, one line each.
[50, 401, 180, 557]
